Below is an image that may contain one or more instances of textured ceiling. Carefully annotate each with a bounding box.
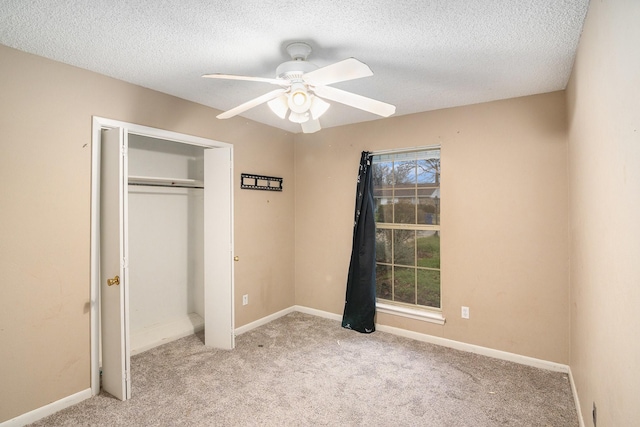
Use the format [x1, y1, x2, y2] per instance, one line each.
[0, 0, 589, 133]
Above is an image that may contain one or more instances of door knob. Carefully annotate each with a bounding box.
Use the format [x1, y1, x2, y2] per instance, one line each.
[107, 275, 120, 286]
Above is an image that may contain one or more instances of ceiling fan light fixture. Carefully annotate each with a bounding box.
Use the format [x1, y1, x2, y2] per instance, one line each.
[309, 96, 330, 120]
[267, 95, 289, 119]
[289, 111, 310, 124]
[288, 82, 311, 113]
[301, 118, 321, 134]
[292, 91, 307, 106]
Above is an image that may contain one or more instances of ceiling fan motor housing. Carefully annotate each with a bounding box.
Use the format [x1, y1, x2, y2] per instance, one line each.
[275, 60, 318, 80]
[286, 42, 312, 60]
[276, 41, 318, 80]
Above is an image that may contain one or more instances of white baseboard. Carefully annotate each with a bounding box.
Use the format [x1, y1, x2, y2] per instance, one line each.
[131, 312, 204, 355]
[233, 306, 341, 336]
[290, 305, 569, 373]
[569, 367, 585, 427]
[1, 388, 91, 427]
[294, 305, 342, 322]
[234, 306, 296, 335]
[375, 323, 570, 373]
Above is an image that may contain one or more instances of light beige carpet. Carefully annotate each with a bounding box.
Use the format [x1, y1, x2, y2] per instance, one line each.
[30, 312, 578, 426]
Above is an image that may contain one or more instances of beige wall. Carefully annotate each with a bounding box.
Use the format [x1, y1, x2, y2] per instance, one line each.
[294, 91, 570, 364]
[0, 45, 295, 422]
[566, 0, 640, 425]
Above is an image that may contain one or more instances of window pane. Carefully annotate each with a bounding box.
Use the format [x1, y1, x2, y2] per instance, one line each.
[374, 197, 393, 223]
[416, 196, 440, 225]
[393, 159, 416, 224]
[416, 158, 440, 184]
[372, 161, 393, 186]
[375, 229, 392, 263]
[416, 231, 440, 269]
[417, 269, 440, 308]
[376, 264, 392, 300]
[372, 161, 394, 223]
[394, 266, 415, 304]
[393, 229, 415, 266]
[394, 198, 416, 224]
[394, 160, 416, 185]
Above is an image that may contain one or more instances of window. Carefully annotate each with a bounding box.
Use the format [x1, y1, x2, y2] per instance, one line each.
[372, 148, 441, 314]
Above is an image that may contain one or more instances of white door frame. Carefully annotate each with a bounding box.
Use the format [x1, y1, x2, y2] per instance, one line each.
[90, 116, 235, 396]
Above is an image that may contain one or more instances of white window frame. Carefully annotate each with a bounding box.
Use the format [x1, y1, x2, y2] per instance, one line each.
[372, 146, 444, 325]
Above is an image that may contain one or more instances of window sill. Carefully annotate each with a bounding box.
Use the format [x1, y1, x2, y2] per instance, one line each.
[376, 302, 446, 325]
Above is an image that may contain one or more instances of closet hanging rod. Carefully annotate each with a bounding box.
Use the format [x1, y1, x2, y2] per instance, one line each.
[128, 182, 204, 189]
[128, 175, 203, 189]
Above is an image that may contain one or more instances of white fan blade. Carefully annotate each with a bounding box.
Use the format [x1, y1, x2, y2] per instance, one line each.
[303, 58, 373, 86]
[203, 73, 288, 86]
[313, 85, 396, 117]
[301, 118, 321, 134]
[217, 89, 287, 119]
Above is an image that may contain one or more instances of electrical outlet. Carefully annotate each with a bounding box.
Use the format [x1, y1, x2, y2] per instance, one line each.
[461, 306, 470, 319]
[242, 294, 249, 306]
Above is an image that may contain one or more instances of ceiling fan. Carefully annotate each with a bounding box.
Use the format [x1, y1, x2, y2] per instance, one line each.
[203, 42, 396, 133]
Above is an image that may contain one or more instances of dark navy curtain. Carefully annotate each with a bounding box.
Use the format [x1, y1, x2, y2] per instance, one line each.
[342, 151, 376, 333]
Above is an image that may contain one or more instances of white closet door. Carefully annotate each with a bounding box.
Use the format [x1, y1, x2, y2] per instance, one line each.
[100, 127, 131, 400]
[204, 147, 234, 349]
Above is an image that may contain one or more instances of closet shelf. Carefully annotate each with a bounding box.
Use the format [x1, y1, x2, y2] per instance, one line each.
[128, 175, 204, 188]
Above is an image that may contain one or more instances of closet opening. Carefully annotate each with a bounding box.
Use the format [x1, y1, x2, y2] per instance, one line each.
[127, 134, 206, 355]
[90, 117, 234, 401]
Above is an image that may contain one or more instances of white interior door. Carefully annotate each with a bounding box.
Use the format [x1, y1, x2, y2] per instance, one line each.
[204, 147, 234, 349]
[91, 118, 235, 398]
[100, 127, 131, 400]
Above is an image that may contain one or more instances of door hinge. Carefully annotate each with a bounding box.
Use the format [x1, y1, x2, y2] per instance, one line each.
[121, 257, 129, 269]
[121, 144, 128, 157]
